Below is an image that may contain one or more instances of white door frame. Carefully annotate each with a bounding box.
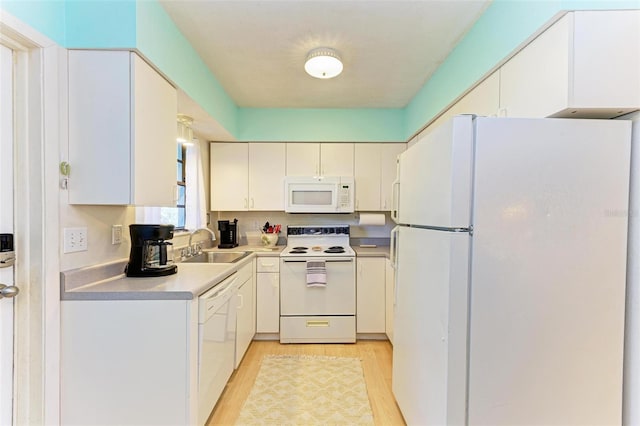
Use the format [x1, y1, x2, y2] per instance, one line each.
[0, 12, 61, 426]
[0, 41, 15, 426]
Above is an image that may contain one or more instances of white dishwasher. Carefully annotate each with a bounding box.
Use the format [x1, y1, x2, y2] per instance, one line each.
[198, 272, 239, 425]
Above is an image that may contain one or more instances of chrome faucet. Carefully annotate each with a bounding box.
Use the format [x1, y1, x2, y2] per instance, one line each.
[188, 227, 216, 254]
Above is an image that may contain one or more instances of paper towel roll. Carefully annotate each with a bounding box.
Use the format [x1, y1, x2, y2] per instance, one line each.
[358, 213, 386, 226]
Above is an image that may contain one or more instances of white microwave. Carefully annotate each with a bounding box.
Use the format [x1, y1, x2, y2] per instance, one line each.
[284, 176, 355, 213]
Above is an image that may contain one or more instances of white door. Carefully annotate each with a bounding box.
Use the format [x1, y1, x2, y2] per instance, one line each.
[392, 226, 469, 426]
[0, 43, 17, 426]
[398, 115, 473, 228]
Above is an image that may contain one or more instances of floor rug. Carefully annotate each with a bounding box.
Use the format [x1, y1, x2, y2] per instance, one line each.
[236, 354, 375, 425]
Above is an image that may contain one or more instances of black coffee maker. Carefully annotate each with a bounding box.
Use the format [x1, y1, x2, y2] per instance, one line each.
[126, 224, 177, 277]
[217, 219, 239, 249]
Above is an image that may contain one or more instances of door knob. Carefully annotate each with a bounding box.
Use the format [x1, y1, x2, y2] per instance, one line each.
[0, 283, 20, 299]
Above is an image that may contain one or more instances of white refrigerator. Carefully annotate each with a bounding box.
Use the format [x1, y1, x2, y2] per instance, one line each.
[390, 115, 631, 425]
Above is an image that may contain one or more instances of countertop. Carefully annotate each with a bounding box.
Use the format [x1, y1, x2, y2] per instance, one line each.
[60, 244, 389, 302]
[61, 245, 285, 301]
[353, 245, 390, 258]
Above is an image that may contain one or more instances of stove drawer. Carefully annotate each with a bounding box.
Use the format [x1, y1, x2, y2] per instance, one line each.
[280, 258, 355, 315]
[280, 316, 355, 343]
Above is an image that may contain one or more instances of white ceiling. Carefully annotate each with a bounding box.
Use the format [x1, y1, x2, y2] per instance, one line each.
[160, 0, 492, 110]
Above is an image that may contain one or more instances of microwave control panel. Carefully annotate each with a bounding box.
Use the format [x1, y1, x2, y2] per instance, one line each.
[339, 184, 352, 209]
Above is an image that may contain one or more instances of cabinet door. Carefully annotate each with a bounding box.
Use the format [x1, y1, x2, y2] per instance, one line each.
[321, 143, 354, 176]
[286, 143, 319, 176]
[235, 278, 254, 368]
[356, 257, 386, 333]
[571, 10, 640, 111]
[132, 53, 177, 206]
[61, 300, 191, 425]
[68, 51, 177, 206]
[256, 273, 279, 333]
[249, 143, 286, 210]
[499, 14, 570, 118]
[210, 143, 249, 211]
[385, 258, 395, 343]
[68, 50, 132, 205]
[354, 144, 381, 211]
[380, 144, 405, 211]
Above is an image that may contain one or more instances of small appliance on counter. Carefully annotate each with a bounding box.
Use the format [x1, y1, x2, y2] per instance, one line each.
[217, 219, 239, 248]
[125, 224, 177, 277]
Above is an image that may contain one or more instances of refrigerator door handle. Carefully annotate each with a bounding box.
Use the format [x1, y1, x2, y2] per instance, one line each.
[390, 226, 400, 269]
[390, 225, 400, 310]
[391, 178, 400, 223]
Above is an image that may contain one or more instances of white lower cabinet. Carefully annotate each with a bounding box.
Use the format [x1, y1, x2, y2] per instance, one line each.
[61, 299, 198, 425]
[256, 256, 280, 333]
[356, 257, 386, 333]
[235, 262, 255, 368]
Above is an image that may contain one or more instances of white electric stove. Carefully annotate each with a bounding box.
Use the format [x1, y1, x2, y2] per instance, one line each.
[279, 225, 356, 343]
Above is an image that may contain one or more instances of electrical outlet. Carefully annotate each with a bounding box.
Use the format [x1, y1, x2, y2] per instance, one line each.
[112, 225, 123, 245]
[63, 227, 88, 253]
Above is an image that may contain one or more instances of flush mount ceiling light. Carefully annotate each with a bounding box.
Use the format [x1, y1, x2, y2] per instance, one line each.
[177, 114, 194, 145]
[304, 47, 343, 79]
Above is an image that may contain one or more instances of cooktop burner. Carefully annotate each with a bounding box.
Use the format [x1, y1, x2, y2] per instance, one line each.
[292, 247, 308, 250]
[289, 250, 307, 254]
[324, 248, 345, 253]
[328, 246, 344, 250]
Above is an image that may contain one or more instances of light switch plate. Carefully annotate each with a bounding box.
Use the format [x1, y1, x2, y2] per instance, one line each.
[63, 227, 87, 253]
[112, 225, 123, 245]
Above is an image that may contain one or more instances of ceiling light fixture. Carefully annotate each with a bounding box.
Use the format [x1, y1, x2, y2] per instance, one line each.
[177, 114, 194, 145]
[304, 47, 343, 79]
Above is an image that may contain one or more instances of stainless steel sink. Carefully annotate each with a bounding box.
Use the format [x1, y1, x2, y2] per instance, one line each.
[182, 250, 250, 264]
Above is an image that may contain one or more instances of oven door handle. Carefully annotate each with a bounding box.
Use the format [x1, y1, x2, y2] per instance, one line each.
[282, 259, 354, 263]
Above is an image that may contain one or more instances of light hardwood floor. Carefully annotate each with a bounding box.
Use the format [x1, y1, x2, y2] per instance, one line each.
[206, 340, 406, 425]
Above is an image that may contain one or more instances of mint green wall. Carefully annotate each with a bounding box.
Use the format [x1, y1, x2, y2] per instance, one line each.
[238, 108, 403, 142]
[3, 0, 637, 142]
[1, 0, 66, 45]
[65, 0, 136, 48]
[135, 1, 238, 137]
[404, 0, 640, 139]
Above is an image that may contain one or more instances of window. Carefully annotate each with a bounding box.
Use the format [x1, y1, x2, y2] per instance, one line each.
[159, 143, 187, 230]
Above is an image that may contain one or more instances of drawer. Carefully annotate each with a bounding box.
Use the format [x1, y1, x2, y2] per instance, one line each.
[256, 257, 279, 272]
[280, 316, 355, 343]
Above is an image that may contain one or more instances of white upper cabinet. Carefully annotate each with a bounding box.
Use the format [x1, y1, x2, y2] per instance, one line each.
[285, 143, 320, 176]
[210, 143, 249, 211]
[320, 143, 354, 176]
[248, 143, 286, 210]
[380, 144, 406, 211]
[68, 51, 177, 205]
[429, 71, 501, 131]
[355, 143, 405, 211]
[354, 144, 381, 211]
[286, 143, 354, 176]
[500, 10, 640, 119]
[210, 142, 286, 211]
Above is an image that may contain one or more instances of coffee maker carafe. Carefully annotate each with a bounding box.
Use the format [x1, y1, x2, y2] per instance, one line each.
[217, 219, 239, 249]
[126, 224, 177, 277]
